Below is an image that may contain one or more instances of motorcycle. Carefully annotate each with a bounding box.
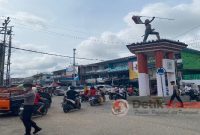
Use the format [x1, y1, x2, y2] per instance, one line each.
[89, 95, 103, 106]
[38, 91, 52, 108]
[109, 92, 117, 100]
[188, 89, 200, 101]
[19, 102, 48, 118]
[62, 95, 81, 113]
[81, 94, 89, 102]
[114, 92, 127, 100]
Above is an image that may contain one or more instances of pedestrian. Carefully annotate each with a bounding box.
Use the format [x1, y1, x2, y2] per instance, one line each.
[168, 81, 184, 108]
[20, 79, 42, 135]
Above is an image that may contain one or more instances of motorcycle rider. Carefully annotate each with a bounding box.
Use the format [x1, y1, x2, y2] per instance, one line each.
[82, 85, 89, 102]
[97, 86, 106, 102]
[66, 86, 79, 107]
[118, 86, 126, 99]
[89, 86, 103, 104]
[109, 86, 116, 100]
[34, 90, 45, 114]
[89, 86, 97, 97]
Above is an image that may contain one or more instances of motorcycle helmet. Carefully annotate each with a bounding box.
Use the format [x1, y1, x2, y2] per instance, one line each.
[70, 86, 75, 90]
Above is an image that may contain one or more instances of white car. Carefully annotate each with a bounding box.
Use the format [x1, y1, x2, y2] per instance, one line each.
[96, 85, 113, 94]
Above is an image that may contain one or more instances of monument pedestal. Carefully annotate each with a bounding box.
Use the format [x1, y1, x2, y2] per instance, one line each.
[127, 39, 187, 96]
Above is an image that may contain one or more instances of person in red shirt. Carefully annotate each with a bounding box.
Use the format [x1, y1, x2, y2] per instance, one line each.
[34, 93, 44, 113]
[89, 86, 97, 97]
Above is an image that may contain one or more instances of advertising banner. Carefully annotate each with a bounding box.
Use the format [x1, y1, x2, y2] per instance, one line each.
[163, 59, 175, 73]
[128, 62, 138, 80]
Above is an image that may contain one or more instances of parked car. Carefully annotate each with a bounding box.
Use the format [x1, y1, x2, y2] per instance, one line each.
[54, 86, 68, 96]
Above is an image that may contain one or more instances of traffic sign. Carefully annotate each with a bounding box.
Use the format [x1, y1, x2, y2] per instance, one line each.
[156, 68, 166, 75]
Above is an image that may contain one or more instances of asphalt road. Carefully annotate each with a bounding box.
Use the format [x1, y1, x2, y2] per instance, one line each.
[1, 96, 200, 135]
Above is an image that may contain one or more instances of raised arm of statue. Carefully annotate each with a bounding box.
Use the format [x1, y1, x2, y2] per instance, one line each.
[149, 17, 155, 23]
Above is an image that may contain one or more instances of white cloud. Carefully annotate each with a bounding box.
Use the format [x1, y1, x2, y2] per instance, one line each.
[77, 0, 200, 62]
[0, 0, 8, 12]
[10, 12, 47, 29]
[10, 43, 68, 78]
[0, 0, 8, 6]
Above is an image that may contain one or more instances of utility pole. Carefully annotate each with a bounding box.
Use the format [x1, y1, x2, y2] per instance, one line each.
[5, 27, 13, 86]
[72, 48, 76, 86]
[0, 17, 10, 86]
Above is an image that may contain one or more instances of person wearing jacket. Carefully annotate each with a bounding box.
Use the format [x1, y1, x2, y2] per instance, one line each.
[18, 80, 42, 135]
[66, 86, 79, 107]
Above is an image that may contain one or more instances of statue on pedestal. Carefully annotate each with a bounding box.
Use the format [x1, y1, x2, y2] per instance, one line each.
[132, 16, 160, 42]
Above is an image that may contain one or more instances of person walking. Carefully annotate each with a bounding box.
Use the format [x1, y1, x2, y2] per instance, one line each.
[20, 79, 42, 135]
[168, 81, 184, 108]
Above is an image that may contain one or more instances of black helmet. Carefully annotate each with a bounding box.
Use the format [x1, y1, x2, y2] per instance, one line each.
[70, 86, 75, 90]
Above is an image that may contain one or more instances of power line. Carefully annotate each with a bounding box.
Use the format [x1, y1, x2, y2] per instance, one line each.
[4, 15, 200, 45]
[13, 21, 87, 40]
[2, 43, 105, 61]
[10, 18, 134, 45]
[174, 24, 200, 39]
[1, 16, 100, 36]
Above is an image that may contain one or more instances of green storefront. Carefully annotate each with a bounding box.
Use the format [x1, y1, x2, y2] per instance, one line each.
[180, 48, 200, 81]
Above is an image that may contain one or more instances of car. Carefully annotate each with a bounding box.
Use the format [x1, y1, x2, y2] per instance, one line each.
[54, 86, 68, 96]
[96, 85, 113, 94]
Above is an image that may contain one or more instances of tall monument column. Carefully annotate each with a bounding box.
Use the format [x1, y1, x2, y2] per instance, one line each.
[166, 52, 176, 95]
[137, 53, 150, 96]
[155, 51, 167, 96]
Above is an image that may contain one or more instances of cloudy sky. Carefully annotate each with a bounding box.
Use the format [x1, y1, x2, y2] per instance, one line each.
[0, 0, 200, 78]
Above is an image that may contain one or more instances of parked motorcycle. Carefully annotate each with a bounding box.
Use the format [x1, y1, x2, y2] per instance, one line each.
[62, 95, 81, 113]
[188, 89, 200, 101]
